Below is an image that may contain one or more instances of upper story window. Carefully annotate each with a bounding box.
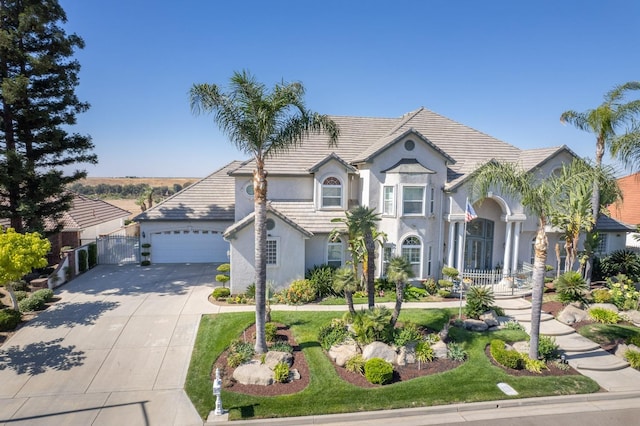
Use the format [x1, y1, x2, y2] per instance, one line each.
[322, 176, 342, 208]
[327, 237, 343, 268]
[382, 186, 395, 216]
[402, 186, 425, 215]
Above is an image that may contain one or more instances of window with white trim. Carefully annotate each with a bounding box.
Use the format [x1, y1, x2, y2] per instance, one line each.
[382, 245, 393, 276]
[327, 238, 343, 268]
[266, 238, 278, 266]
[322, 176, 342, 208]
[382, 186, 395, 216]
[402, 186, 424, 215]
[401, 236, 421, 277]
[596, 234, 608, 255]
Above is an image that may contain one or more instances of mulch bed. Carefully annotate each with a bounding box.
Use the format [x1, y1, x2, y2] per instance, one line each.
[484, 345, 580, 376]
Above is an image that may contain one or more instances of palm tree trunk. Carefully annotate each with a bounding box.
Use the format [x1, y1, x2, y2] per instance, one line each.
[585, 138, 605, 285]
[365, 230, 375, 309]
[528, 224, 548, 360]
[345, 290, 355, 315]
[253, 165, 268, 354]
[390, 281, 404, 328]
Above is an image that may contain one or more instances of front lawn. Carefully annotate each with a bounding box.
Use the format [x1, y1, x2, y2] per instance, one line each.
[577, 322, 640, 348]
[185, 309, 599, 420]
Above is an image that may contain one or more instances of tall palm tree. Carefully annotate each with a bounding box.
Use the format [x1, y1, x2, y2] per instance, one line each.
[333, 267, 357, 315]
[331, 206, 383, 308]
[190, 71, 339, 353]
[387, 256, 413, 327]
[561, 81, 640, 282]
[471, 160, 604, 360]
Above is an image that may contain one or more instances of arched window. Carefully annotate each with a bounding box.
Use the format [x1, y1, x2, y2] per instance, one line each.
[401, 236, 421, 278]
[322, 176, 342, 207]
[327, 237, 343, 268]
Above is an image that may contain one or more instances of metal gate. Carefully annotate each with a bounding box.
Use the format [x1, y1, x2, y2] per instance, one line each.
[97, 235, 140, 264]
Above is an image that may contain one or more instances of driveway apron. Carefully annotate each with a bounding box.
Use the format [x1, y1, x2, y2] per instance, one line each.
[0, 264, 219, 426]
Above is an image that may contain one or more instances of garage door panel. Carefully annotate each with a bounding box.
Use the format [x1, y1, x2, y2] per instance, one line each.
[151, 230, 228, 263]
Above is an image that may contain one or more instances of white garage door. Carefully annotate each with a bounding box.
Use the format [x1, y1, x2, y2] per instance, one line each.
[151, 230, 228, 263]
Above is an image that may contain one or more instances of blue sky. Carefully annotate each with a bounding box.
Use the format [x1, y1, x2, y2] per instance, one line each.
[59, 0, 640, 177]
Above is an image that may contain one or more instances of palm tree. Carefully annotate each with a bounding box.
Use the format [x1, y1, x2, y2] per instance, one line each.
[331, 206, 383, 308]
[333, 267, 357, 315]
[387, 256, 413, 327]
[471, 160, 603, 360]
[190, 71, 339, 353]
[560, 81, 640, 282]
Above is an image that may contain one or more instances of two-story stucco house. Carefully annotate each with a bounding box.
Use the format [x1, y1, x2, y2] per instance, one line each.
[136, 107, 592, 293]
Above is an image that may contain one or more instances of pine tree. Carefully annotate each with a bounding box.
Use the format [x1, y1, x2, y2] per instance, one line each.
[0, 0, 96, 233]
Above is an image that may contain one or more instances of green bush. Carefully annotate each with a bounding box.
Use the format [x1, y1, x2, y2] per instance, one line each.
[345, 354, 365, 375]
[88, 243, 98, 268]
[14, 290, 29, 302]
[18, 296, 46, 312]
[592, 288, 612, 303]
[422, 278, 438, 295]
[503, 320, 524, 331]
[141, 260, 151, 266]
[245, 283, 256, 299]
[227, 352, 245, 368]
[318, 319, 350, 350]
[555, 271, 588, 305]
[11, 280, 29, 291]
[350, 307, 393, 344]
[524, 358, 547, 373]
[437, 289, 451, 298]
[625, 349, 640, 370]
[265, 322, 278, 343]
[538, 335, 559, 361]
[606, 274, 640, 310]
[269, 341, 293, 353]
[404, 285, 428, 300]
[273, 361, 290, 383]
[490, 339, 523, 369]
[305, 264, 337, 298]
[227, 339, 254, 367]
[212, 287, 231, 299]
[285, 279, 316, 304]
[364, 357, 394, 385]
[447, 342, 467, 361]
[375, 276, 395, 292]
[78, 249, 88, 273]
[464, 285, 495, 319]
[415, 341, 435, 363]
[33, 288, 54, 301]
[600, 249, 640, 282]
[393, 321, 422, 346]
[629, 335, 640, 347]
[589, 307, 621, 324]
[0, 308, 21, 331]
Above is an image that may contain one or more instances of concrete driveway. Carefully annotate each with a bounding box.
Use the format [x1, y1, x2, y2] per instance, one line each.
[0, 264, 220, 426]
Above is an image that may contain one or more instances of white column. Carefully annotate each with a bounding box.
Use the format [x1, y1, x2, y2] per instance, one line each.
[511, 222, 521, 272]
[502, 221, 512, 275]
[447, 221, 456, 267]
[457, 222, 465, 270]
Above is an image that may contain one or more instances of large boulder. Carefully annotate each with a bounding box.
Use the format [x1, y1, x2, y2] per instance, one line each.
[328, 342, 359, 367]
[397, 343, 416, 366]
[480, 310, 500, 327]
[622, 310, 640, 326]
[463, 319, 489, 332]
[362, 341, 397, 363]
[233, 360, 273, 386]
[557, 304, 588, 324]
[511, 341, 530, 354]
[264, 351, 293, 369]
[431, 340, 448, 359]
[589, 303, 619, 313]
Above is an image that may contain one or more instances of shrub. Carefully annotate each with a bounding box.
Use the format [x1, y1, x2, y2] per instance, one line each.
[464, 285, 495, 319]
[14, 290, 29, 302]
[538, 336, 559, 361]
[12, 280, 29, 291]
[393, 321, 422, 346]
[404, 285, 428, 300]
[212, 287, 231, 299]
[600, 249, 640, 282]
[490, 339, 523, 369]
[318, 319, 350, 350]
[592, 288, 612, 304]
[555, 271, 588, 305]
[524, 358, 547, 373]
[364, 358, 394, 385]
[285, 279, 316, 304]
[78, 249, 88, 273]
[227, 339, 254, 367]
[625, 349, 640, 370]
[350, 307, 393, 344]
[375, 276, 395, 292]
[437, 289, 451, 298]
[0, 308, 21, 331]
[606, 274, 640, 310]
[422, 278, 438, 295]
[415, 341, 435, 363]
[269, 341, 293, 353]
[442, 266, 459, 280]
[589, 307, 621, 324]
[503, 320, 524, 331]
[88, 243, 98, 268]
[18, 296, 46, 312]
[345, 354, 365, 375]
[227, 352, 245, 368]
[265, 322, 278, 343]
[141, 260, 151, 266]
[33, 288, 54, 301]
[273, 361, 290, 383]
[245, 283, 256, 299]
[447, 342, 467, 361]
[305, 264, 337, 298]
[629, 335, 640, 347]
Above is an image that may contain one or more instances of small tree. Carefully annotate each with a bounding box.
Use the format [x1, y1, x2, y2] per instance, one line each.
[387, 256, 414, 327]
[333, 267, 357, 315]
[0, 228, 51, 310]
[216, 263, 230, 288]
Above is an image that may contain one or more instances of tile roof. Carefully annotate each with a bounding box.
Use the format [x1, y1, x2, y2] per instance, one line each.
[134, 161, 242, 221]
[595, 215, 637, 232]
[269, 201, 347, 234]
[223, 203, 315, 239]
[608, 172, 640, 225]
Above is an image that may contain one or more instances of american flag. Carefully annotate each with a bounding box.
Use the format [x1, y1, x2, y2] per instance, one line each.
[465, 201, 477, 222]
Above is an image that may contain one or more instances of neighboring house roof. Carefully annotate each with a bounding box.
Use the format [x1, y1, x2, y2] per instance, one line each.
[223, 203, 314, 239]
[608, 172, 640, 226]
[0, 192, 130, 232]
[134, 161, 242, 221]
[595, 215, 637, 233]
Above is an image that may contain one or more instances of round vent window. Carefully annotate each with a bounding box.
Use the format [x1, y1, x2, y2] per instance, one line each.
[266, 218, 275, 230]
[245, 183, 254, 196]
[404, 140, 415, 151]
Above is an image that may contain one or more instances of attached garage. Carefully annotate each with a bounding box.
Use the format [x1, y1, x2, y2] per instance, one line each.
[151, 230, 229, 263]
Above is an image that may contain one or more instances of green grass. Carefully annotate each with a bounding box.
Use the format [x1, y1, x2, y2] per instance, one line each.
[318, 295, 395, 305]
[577, 323, 640, 347]
[185, 309, 600, 421]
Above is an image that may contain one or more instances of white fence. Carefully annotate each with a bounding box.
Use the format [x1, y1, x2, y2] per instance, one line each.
[458, 263, 534, 296]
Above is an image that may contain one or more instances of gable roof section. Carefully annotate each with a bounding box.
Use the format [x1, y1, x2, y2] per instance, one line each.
[223, 203, 314, 239]
[516, 145, 579, 172]
[382, 158, 436, 174]
[308, 152, 357, 173]
[134, 160, 242, 221]
[269, 201, 347, 234]
[595, 215, 637, 232]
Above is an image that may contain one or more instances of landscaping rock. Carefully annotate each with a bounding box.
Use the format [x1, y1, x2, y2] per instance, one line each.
[233, 360, 273, 386]
[480, 310, 500, 327]
[328, 342, 359, 367]
[289, 369, 301, 381]
[557, 304, 589, 324]
[463, 319, 489, 331]
[615, 343, 629, 359]
[438, 324, 449, 341]
[397, 343, 417, 366]
[589, 303, 619, 313]
[362, 341, 397, 363]
[622, 310, 640, 326]
[512, 341, 530, 354]
[431, 340, 448, 359]
[264, 351, 293, 369]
